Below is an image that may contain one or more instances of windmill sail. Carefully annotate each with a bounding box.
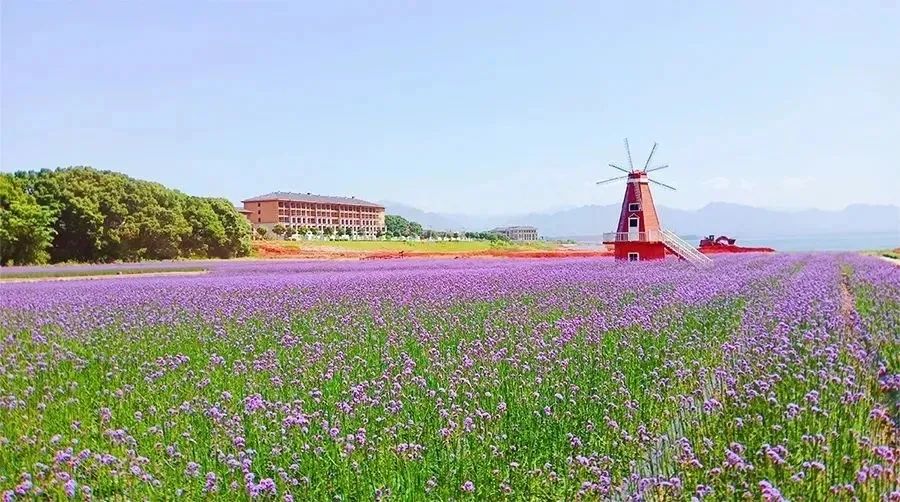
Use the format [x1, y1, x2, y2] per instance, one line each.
[624, 138, 634, 171]
[600, 139, 676, 189]
[597, 175, 628, 185]
[650, 179, 677, 191]
[643, 142, 658, 170]
[608, 163, 630, 174]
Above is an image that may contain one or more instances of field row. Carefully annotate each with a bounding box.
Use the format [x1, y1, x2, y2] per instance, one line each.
[0, 255, 897, 500]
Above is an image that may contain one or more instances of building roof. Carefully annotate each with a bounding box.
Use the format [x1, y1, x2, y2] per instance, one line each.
[242, 191, 383, 208]
[234, 207, 252, 214]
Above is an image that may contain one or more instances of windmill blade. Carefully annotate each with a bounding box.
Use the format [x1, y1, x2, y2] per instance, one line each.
[642, 142, 658, 170]
[608, 163, 630, 174]
[624, 138, 634, 171]
[596, 175, 628, 185]
[649, 178, 677, 191]
[646, 164, 669, 173]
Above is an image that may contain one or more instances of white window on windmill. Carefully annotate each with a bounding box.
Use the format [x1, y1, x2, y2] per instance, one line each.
[629, 202, 640, 211]
[628, 252, 640, 262]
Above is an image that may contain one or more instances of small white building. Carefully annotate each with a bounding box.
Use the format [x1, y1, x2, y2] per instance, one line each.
[492, 226, 539, 241]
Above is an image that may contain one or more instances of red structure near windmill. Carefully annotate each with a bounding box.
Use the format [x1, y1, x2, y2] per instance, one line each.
[600, 140, 712, 266]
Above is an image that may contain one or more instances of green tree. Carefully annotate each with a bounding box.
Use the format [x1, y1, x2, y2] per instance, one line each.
[0, 175, 56, 265]
[182, 197, 227, 257]
[283, 226, 296, 239]
[385, 214, 410, 236]
[385, 215, 426, 238]
[19, 167, 129, 262]
[272, 224, 286, 239]
[9, 168, 252, 262]
[117, 180, 190, 260]
[206, 198, 252, 258]
[256, 227, 268, 239]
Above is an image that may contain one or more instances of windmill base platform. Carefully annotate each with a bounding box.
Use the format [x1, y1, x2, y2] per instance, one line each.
[602, 231, 711, 266]
[608, 241, 667, 261]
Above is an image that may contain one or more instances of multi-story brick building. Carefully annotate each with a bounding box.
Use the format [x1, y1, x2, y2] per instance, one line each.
[242, 192, 385, 237]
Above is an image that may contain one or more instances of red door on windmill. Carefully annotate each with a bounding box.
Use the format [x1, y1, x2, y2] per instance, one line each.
[600, 140, 675, 261]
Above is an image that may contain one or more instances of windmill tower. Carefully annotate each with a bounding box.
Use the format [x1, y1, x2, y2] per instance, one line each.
[598, 139, 711, 266]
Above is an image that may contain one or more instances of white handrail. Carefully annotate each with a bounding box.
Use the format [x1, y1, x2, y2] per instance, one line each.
[660, 229, 712, 267]
[602, 231, 664, 243]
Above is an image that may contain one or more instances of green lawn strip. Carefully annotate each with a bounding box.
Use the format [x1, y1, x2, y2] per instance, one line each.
[256, 239, 559, 253]
[0, 266, 207, 280]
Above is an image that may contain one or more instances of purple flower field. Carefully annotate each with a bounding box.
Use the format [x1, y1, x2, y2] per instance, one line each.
[0, 255, 897, 500]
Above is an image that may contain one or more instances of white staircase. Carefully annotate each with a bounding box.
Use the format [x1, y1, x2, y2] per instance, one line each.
[660, 229, 712, 267]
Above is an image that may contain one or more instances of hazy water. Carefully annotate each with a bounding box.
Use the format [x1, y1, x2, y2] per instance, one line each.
[565, 231, 899, 252]
[733, 232, 898, 252]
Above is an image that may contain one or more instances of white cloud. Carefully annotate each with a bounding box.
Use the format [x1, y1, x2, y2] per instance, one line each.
[780, 175, 816, 189]
[736, 178, 757, 191]
[703, 176, 732, 190]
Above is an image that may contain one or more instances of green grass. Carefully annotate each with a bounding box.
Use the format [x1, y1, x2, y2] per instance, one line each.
[0, 266, 207, 281]
[864, 248, 900, 260]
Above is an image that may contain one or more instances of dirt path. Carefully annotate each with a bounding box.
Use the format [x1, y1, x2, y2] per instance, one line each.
[839, 275, 855, 328]
[0, 270, 209, 284]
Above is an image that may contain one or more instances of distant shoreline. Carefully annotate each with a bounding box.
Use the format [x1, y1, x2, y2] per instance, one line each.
[554, 231, 898, 252]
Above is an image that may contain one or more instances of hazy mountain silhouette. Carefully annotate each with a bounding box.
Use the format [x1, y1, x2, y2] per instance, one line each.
[383, 201, 900, 239]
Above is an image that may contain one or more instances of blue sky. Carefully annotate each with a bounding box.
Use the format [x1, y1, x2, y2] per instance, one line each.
[3, 1, 898, 215]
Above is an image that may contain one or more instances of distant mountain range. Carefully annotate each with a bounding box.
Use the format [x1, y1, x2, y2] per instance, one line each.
[382, 201, 900, 240]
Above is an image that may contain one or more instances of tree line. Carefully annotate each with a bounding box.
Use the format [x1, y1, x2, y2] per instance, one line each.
[256, 224, 381, 240]
[385, 215, 510, 241]
[254, 215, 424, 240]
[254, 213, 511, 242]
[1, 167, 252, 265]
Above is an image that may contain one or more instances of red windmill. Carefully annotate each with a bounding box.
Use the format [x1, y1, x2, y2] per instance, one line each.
[598, 139, 711, 266]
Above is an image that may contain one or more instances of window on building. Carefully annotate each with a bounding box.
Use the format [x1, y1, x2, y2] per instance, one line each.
[628, 252, 640, 262]
[629, 203, 640, 211]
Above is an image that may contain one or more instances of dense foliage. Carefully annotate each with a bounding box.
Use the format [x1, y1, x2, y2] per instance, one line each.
[0, 167, 251, 265]
[276, 225, 370, 238]
[383, 216, 511, 241]
[384, 214, 424, 237]
[0, 255, 896, 499]
[0, 176, 56, 265]
[465, 230, 511, 241]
